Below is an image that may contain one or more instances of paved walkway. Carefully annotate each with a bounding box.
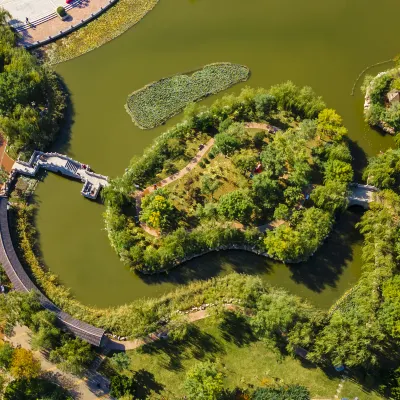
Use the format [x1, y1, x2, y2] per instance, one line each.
[6, 325, 111, 399]
[244, 122, 280, 132]
[0, 135, 15, 173]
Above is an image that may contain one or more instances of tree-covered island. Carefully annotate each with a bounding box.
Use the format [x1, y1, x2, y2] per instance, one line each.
[103, 82, 353, 273]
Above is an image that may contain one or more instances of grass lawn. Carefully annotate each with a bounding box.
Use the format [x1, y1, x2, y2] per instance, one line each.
[341, 379, 384, 400]
[101, 317, 384, 399]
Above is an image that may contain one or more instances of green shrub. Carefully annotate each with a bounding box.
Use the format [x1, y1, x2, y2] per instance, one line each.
[252, 384, 310, 400]
[57, 6, 66, 17]
[199, 161, 205, 168]
[125, 63, 250, 129]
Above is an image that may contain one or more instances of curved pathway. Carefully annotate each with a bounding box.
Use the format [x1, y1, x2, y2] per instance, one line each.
[0, 197, 105, 347]
[244, 122, 280, 132]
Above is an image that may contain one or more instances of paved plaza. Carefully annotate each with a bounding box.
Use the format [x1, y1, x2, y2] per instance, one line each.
[0, 0, 113, 47]
[0, 0, 66, 26]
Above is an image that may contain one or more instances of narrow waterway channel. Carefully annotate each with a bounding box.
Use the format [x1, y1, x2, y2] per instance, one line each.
[34, 0, 399, 308]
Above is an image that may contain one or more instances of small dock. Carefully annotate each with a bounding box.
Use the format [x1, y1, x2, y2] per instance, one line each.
[10, 151, 109, 200]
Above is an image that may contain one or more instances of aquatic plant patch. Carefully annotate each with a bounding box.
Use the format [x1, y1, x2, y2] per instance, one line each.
[125, 63, 250, 129]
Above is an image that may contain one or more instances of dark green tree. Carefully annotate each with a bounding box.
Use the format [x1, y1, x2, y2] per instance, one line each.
[49, 338, 94, 375]
[310, 181, 349, 214]
[217, 189, 256, 223]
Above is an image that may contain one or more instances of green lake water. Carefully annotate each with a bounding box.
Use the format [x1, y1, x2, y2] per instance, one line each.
[33, 0, 400, 308]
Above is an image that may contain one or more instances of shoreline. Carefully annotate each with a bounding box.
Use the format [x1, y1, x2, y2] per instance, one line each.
[43, 0, 159, 65]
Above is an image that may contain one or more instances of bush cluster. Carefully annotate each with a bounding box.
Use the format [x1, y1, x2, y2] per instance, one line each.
[125, 63, 250, 129]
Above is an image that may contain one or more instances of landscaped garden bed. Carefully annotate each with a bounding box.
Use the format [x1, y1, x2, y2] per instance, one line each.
[103, 82, 354, 273]
[125, 63, 250, 129]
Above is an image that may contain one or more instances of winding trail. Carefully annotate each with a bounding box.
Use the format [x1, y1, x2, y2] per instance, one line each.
[244, 122, 279, 131]
[134, 138, 214, 236]
[132, 135, 377, 238]
[134, 123, 281, 236]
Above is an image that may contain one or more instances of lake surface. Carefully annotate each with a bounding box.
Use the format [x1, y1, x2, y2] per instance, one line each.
[34, 0, 399, 308]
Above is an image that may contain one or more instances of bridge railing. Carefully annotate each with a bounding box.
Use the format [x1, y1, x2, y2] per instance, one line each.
[349, 183, 379, 191]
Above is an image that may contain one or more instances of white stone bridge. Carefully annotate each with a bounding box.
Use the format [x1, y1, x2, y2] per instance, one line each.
[348, 183, 378, 209]
[10, 151, 109, 200]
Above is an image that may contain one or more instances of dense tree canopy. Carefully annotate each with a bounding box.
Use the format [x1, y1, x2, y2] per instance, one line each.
[0, 12, 65, 155]
[104, 84, 352, 272]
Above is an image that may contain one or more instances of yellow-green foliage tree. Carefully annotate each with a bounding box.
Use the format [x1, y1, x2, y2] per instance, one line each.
[317, 109, 348, 142]
[10, 348, 40, 380]
[184, 361, 224, 400]
[140, 190, 178, 231]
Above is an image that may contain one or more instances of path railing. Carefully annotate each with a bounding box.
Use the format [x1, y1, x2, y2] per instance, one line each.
[10, 151, 109, 200]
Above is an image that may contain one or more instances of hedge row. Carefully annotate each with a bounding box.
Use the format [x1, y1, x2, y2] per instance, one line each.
[125, 63, 250, 129]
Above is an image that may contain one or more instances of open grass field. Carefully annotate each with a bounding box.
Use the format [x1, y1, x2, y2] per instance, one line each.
[101, 317, 383, 399]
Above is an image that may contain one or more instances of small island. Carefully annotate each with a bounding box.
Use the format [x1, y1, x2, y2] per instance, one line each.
[363, 67, 400, 135]
[105, 82, 354, 273]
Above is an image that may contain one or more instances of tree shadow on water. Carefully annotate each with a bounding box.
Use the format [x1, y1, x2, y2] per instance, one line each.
[218, 311, 256, 347]
[288, 208, 364, 293]
[138, 251, 273, 286]
[50, 76, 75, 156]
[139, 325, 223, 371]
[347, 137, 368, 183]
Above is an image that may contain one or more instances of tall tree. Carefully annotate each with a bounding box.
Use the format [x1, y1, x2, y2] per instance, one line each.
[10, 348, 40, 380]
[184, 361, 224, 400]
